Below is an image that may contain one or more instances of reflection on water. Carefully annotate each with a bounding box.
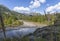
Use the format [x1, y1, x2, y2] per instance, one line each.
[0, 27, 37, 38]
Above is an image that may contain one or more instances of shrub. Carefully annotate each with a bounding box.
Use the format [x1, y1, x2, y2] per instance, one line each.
[12, 20, 23, 26]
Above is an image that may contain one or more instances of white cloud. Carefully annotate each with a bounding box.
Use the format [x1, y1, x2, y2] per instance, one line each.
[39, 0, 46, 3]
[29, 0, 40, 8]
[13, 0, 46, 13]
[46, 6, 54, 12]
[29, 0, 46, 8]
[13, 7, 30, 11]
[13, 6, 30, 13]
[56, 3, 60, 9]
[46, 2, 60, 12]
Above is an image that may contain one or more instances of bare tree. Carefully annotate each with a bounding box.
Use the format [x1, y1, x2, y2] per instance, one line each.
[44, 10, 53, 41]
[0, 8, 6, 38]
[44, 10, 48, 21]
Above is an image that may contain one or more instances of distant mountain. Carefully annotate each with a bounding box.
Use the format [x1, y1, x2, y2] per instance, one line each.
[0, 5, 24, 18]
[0, 5, 11, 12]
[0, 5, 26, 15]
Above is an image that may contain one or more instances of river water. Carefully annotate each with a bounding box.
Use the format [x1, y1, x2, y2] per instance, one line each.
[0, 27, 37, 38]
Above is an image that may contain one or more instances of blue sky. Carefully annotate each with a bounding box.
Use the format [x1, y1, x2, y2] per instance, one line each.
[0, 0, 60, 14]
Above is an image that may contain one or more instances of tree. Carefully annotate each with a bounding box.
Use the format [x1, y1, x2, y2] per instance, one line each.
[0, 9, 6, 38]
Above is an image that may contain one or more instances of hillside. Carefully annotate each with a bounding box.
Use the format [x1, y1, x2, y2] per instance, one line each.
[0, 5, 23, 27]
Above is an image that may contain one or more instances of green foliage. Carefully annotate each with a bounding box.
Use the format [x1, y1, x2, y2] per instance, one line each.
[7, 17, 12, 24]
[12, 20, 23, 26]
[3, 36, 47, 41]
[20, 14, 55, 25]
[1, 11, 23, 27]
[21, 36, 29, 41]
[35, 38, 46, 41]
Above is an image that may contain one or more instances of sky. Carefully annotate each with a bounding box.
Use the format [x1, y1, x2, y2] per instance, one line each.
[0, 0, 60, 14]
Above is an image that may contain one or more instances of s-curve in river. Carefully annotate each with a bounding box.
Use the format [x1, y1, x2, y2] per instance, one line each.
[0, 26, 37, 38]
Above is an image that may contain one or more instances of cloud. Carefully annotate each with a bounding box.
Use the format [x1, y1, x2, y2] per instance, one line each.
[13, 6, 30, 13]
[13, 7, 30, 11]
[29, 0, 46, 8]
[29, 0, 40, 8]
[46, 2, 60, 12]
[13, 0, 46, 13]
[39, 0, 46, 3]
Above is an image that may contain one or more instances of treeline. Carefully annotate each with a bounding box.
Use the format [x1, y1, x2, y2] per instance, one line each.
[19, 13, 55, 25]
[2, 13, 23, 27]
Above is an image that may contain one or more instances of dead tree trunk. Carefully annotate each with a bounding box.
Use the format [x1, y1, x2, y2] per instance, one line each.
[44, 10, 53, 41]
[44, 10, 48, 21]
[0, 9, 6, 38]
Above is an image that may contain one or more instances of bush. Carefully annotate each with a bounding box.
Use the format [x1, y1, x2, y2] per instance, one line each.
[12, 20, 23, 26]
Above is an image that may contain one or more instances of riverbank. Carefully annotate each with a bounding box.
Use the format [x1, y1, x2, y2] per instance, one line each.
[20, 20, 48, 27]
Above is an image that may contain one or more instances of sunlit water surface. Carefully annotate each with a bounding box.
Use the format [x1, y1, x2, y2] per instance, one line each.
[0, 27, 37, 38]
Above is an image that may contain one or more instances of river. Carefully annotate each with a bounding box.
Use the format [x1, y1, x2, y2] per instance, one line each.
[0, 26, 37, 38]
[0, 20, 46, 38]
